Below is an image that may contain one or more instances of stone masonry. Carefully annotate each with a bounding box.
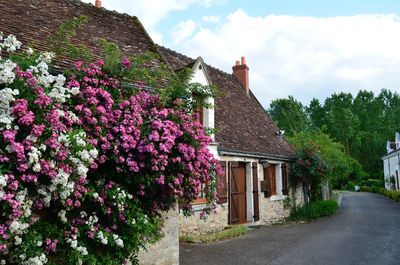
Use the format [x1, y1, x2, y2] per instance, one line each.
[179, 204, 228, 236]
[259, 188, 304, 225]
[137, 207, 179, 265]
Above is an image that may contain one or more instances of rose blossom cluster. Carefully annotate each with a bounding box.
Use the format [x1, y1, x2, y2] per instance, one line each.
[0, 34, 220, 264]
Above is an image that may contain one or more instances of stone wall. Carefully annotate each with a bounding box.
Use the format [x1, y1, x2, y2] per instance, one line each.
[179, 203, 228, 236]
[179, 186, 305, 236]
[137, 208, 179, 265]
[259, 187, 304, 225]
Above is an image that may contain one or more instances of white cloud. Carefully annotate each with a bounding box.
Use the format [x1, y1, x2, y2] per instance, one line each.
[172, 20, 197, 44]
[202, 15, 221, 23]
[171, 9, 400, 107]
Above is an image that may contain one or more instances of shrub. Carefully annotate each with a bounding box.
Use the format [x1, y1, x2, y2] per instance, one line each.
[362, 184, 400, 202]
[345, 181, 355, 191]
[0, 35, 221, 264]
[289, 200, 339, 221]
[359, 179, 384, 189]
[290, 143, 331, 202]
[360, 186, 372, 192]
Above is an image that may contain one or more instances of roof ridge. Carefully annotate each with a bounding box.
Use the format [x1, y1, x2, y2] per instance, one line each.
[156, 44, 234, 76]
[204, 62, 233, 78]
[69, 0, 139, 20]
[156, 44, 196, 63]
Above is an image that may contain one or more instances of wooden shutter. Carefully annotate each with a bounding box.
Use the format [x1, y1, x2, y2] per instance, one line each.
[217, 161, 228, 204]
[252, 162, 260, 221]
[269, 165, 277, 195]
[282, 163, 289, 195]
[263, 166, 271, 198]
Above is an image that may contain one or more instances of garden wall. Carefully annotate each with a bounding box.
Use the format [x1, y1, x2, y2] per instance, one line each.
[179, 204, 228, 236]
[259, 188, 304, 225]
[137, 208, 179, 265]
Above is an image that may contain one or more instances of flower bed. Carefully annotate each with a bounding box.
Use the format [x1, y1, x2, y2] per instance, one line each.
[0, 34, 220, 264]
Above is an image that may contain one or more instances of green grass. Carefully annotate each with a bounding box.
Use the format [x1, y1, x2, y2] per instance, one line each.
[179, 225, 249, 244]
[289, 199, 339, 221]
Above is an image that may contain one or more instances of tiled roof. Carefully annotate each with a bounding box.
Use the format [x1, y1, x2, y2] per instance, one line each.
[1, 0, 295, 160]
[0, 0, 160, 70]
[157, 46, 296, 160]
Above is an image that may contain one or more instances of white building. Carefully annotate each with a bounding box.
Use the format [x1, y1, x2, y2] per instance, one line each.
[382, 132, 400, 191]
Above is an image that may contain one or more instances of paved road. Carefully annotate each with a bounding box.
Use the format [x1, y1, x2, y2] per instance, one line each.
[180, 192, 400, 265]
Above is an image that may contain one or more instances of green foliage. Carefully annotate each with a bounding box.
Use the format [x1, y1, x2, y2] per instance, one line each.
[345, 181, 356, 191]
[380, 189, 400, 201]
[361, 186, 400, 202]
[270, 88, 400, 182]
[306, 98, 325, 130]
[289, 131, 365, 190]
[179, 225, 249, 244]
[289, 200, 339, 221]
[98, 38, 122, 74]
[268, 96, 308, 136]
[359, 178, 384, 193]
[46, 15, 92, 61]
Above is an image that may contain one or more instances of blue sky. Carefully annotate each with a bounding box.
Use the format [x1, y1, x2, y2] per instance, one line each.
[160, 0, 400, 26]
[81, 0, 400, 107]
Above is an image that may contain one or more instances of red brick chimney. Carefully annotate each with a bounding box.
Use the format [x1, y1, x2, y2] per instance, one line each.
[95, 0, 102, 8]
[232, 56, 249, 95]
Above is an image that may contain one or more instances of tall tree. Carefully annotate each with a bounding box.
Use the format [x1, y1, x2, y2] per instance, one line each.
[307, 98, 326, 130]
[268, 96, 308, 136]
[269, 89, 400, 181]
[323, 93, 360, 155]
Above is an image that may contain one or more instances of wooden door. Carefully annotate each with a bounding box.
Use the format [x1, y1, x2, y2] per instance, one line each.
[229, 162, 247, 224]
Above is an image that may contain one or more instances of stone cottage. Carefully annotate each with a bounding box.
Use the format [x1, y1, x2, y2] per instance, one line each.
[382, 132, 400, 191]
[158, 47, 304, 235]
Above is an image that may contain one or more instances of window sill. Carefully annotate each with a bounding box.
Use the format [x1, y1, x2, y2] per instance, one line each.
[192, 198, 208, 205]
[270, 194, 287, 201]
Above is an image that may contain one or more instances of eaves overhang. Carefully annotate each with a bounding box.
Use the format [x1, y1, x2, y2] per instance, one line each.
[218, 147, 295, 162]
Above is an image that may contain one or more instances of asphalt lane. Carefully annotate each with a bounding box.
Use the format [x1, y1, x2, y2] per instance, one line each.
[180, 192, 400, 265]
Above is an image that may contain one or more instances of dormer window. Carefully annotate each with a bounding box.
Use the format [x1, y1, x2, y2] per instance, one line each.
[189, 58, 215, 142]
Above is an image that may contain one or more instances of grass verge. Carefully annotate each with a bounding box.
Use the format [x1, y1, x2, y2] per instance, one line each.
[288, 199, 339, 222]
[179, 225, 249, 244]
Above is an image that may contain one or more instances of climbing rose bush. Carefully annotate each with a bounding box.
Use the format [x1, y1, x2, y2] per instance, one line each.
[0, 34, 221, 264]
[291, 143, 331, 202]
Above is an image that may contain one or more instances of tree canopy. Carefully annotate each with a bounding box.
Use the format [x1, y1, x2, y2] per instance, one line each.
[268, 89, 400, 186]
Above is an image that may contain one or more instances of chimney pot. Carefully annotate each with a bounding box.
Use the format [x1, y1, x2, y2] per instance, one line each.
[95, 0, 102, 8]
[232, 57, 250, 95]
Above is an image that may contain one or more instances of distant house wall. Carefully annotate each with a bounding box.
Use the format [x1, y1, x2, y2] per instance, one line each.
[383, 152, 400, 191]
